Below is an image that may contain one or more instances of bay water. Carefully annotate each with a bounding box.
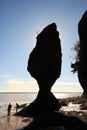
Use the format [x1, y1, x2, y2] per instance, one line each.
[0, 92, 82, 118]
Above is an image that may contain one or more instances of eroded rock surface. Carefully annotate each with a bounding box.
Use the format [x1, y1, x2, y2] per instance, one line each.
[27, 23, 62, 91]
[15, 23, 62, 117]
[78, 10, 87, 93]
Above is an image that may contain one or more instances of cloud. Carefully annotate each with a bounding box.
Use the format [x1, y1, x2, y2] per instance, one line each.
[0, 77, 83, 92]
[52, 82, 83, 92]
[57, 82, 80, 86]
[5, 79, 39, 92]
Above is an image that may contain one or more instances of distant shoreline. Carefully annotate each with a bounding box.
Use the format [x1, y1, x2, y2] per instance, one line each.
[0, 91, 83, 94]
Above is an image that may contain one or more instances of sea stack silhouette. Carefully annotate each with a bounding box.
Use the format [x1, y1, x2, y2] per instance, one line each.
[78, 10, 87, 95]
[15, 23, 62, 117]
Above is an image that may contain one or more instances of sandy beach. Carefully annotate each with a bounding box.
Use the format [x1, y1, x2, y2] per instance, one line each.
[0, 111, 87, 130]
[0, 115, 33, 130]
[0, 102, 33, 130]
[0, 95, 87, 130]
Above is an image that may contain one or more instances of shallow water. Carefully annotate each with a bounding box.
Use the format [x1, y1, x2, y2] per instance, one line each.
[0, 115, 30, 130]
[0, 92, 82, 118]
[60, 102, 81, 112]
[0, 92, 85, 130]
[0, 92, 82, 103]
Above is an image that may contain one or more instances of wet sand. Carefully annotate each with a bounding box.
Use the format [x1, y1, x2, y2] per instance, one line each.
[0, 95, 87, 130]
[0, 115, 32, 130]
[1, 111, 87, 130]
[59, 95, 87, 124]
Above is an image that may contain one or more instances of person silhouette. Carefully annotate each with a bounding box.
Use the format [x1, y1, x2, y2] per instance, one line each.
[16, 103, 19, 112]
[7, 103, 12, 116]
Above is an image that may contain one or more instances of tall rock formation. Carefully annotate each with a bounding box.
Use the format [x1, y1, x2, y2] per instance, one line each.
[15, 23, 62, 117]
[78, 10, 87, 94]
[27, 23, 62, 92]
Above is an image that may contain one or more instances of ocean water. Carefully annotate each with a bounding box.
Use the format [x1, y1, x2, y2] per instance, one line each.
[0, 92, 82, 104]
[0, 92, 82, 118]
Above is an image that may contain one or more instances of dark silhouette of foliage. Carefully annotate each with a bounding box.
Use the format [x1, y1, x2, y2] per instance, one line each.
[71, 10, 87, 94]
[71, 41, 80, 73]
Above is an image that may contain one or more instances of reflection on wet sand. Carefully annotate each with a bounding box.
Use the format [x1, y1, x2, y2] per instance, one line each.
[7, 116, 11, 126]
[0, 115, 30, 130]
